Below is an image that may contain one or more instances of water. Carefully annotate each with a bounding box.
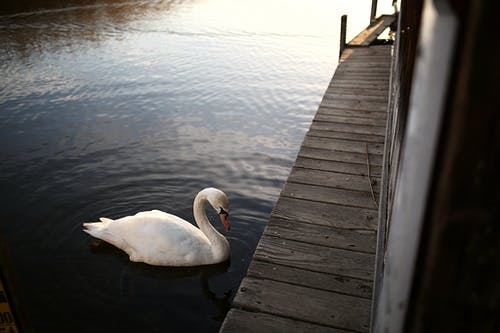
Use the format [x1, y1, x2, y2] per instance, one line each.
[0, 1, 376, 331]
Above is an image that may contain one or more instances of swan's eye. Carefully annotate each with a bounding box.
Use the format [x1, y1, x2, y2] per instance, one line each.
[219, 207, 228, 216]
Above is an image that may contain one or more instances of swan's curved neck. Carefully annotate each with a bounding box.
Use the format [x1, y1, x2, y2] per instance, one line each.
[193, 190, 227, 250]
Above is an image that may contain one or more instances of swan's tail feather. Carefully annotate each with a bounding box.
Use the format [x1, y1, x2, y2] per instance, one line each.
[99, 217, 114, 224]
[83, 218, 124, 248]
[83, 217, 113, 238]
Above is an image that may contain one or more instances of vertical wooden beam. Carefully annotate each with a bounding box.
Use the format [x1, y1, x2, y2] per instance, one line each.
[371, 0, 378, 24]
[339, 15, 347, 59]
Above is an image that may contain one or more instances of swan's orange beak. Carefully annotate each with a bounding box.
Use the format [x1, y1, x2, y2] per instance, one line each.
[220, 214, 230, 231]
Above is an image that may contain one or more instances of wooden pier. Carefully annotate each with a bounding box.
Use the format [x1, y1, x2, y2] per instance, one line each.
[220, 17, 393, 333]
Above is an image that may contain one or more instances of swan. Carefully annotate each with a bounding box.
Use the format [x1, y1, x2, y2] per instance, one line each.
[83, 187, 231, 266]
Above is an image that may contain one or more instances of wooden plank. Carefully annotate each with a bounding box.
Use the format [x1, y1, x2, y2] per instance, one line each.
[233, 278, 371, 332]
[326, 87, 389, 97]
[317, 107, 387, 121]
[302, 136, 384, 154]
[314, 113, 387, 126]
[282, 182, 378, 210]
[348, 15, 396, 46]
[323, 93, 388, 103]
[335, 67, 391, 75]
[221, 309, 352, 333]
[337, 61, 391, 67]
[272, 196, 378, 230]
[332, 69, 390, 76]
[307, 128, 385, 143]
[331, 74, 390, 81]
[348, 18, 387, 45]
[247, 260, 373, 299]
[254, 236, 375, 280]
[342, 45, 392, 55]
[294, 156, 382, 177]
[298, 146, 383, 166]
[319, 100, 388, 113]
[328, 79, 391, 88]
[266, 217, 376, 253]
[288, 167, 380, 194]
[311, 121, 386, 136]
[341, 54, 391, 60]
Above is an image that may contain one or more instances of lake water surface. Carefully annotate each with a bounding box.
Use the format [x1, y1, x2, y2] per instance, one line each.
[0, 1, 377, 331]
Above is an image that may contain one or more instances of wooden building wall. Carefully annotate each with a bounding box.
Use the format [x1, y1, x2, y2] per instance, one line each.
[374, 0, 500, 332]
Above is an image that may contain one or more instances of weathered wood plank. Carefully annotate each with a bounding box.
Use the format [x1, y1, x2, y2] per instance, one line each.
[288, 167, 380, 194]
[233, 278, 371, 332]
[319, 100, 388, 113]
[311, 121, 386, 136]
[328, 79, 391, 88]
[343, 47, 391, 53]
[331, 74, 390, 82]
[254, 235, 374, 280]
[328, 77, 389, 87]
[266, 217, 376, 253]
[337, 61, 391, 67]
[221, 309, 353, 333]
[332, 70, 390, 77]
[302, 136, 384, 154]
[247, 260, 373, 299]
[272, 196, 377, 230]
[317, 107, 387, 121]
[282, 181, 378, 210]
[340, 56, 391, 61]
[294, 156, 382, 177]
[348, 15, 396, 46]
[298, 146, 383, 166]
[314, 113, 387, 126]
[326, 87, 389, 97]
[307, 128, 385, 143]
[281, 181, 378, 211]
[335, 66, 390, 79]
[324, 93, 388, 103]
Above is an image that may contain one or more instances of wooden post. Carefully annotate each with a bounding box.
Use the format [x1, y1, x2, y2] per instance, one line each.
[339, 15, 347, 59]
[371, 0, 378, 24]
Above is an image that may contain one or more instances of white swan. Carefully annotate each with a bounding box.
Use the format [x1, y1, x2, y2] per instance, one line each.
[83, 187, 231, 266]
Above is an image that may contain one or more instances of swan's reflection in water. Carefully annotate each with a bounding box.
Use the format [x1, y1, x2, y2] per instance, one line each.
[90, 239, 232, 322]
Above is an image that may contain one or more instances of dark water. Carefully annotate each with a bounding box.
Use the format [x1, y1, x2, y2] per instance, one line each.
[0, 1, 373, 332]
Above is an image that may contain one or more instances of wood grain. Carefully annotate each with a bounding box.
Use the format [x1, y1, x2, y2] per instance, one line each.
[233, 277, 372, 332]
[271, 196, 378, 230]
[298, 146, 383, 166]
[282, 182, 378, 210]
[221, 309, 353, 333]
[302, 136, 384, 154]
[247, 260, 373, 299]
[294, 156, 382, 177]
[317, 107, 387, 121]
[265, 217, 376, 253]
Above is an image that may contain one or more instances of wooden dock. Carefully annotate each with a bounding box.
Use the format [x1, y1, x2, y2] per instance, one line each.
[220, 18, 393, 333]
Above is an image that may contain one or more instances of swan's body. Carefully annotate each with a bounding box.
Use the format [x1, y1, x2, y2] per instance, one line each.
[83, 188, 231, 266]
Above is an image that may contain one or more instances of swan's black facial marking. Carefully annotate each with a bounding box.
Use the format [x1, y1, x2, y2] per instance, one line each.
[219, 207, 228, 216]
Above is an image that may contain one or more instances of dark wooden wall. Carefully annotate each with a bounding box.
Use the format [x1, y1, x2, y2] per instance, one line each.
[406, 0, 500, 331]
[374, 0, 500, 331]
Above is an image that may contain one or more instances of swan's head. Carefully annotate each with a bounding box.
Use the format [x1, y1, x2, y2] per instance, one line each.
[205, 188, 231, 231]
